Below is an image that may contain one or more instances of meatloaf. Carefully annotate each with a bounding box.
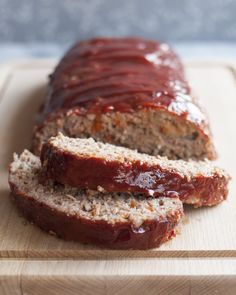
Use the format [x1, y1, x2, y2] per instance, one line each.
[8, 150, 183, 249]
[41, 133, 229, 207]
[33, 37, 216, 160]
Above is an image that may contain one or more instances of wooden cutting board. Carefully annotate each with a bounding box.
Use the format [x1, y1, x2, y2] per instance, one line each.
[0, 59, 236, 294]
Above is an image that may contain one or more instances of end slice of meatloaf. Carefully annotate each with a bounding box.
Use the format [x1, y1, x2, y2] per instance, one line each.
[8, 150, 183, 250]
[32, 37, 216, 160]
[41, 134, 230, 208]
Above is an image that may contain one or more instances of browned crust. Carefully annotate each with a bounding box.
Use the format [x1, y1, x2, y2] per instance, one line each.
[9, 181, 183, 250]
[182, 174, 229, 207]
[40, 140, 229, 207]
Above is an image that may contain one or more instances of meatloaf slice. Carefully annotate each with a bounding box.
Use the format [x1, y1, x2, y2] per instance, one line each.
[8, 150, 183, 250]
[41, 134, 230, 207]
[32, 37, 216, 160]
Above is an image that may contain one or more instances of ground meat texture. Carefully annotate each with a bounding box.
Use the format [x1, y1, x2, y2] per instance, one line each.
[40, 134, 230, 207]
[8, 150, 183, 249]
[32, 37, 216, 160]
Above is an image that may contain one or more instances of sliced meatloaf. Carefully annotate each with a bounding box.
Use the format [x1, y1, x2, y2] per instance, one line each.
[33, 37, 216, 160]
[8, 150, 183, 250]
[41, 134, 230, 207]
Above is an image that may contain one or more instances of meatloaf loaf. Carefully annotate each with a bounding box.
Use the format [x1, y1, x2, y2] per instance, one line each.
[8, 150, 183, 249]
[33, 37, 216, 160]
[41, 133, 229, 207]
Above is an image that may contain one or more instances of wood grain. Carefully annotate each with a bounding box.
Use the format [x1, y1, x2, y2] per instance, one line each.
[0, 60, 236, 294]
[1, 258, 236, 295]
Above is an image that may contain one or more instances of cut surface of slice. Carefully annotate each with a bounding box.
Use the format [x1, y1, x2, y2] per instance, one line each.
[33, 37, 216, 160]
[41, 133, 230, 207]
[9, 150, 183, 249]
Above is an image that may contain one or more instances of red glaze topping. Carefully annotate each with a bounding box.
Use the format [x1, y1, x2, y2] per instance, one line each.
[41, 143, 229, 207]
[11, 188, 181, 249]
[42, 38, 208, 132]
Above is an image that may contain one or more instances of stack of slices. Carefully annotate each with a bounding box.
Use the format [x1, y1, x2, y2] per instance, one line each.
[8, 38, 230, 249]
[9, 134, 229, 249]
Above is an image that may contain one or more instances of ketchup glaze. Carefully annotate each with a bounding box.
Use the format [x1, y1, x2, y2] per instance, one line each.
[42, 37, 208, 132]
